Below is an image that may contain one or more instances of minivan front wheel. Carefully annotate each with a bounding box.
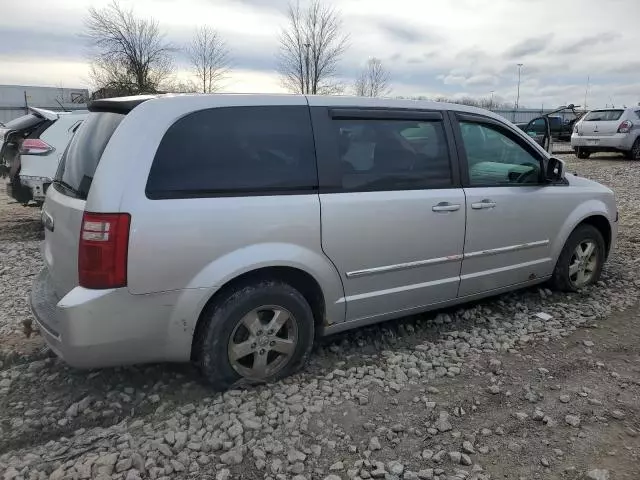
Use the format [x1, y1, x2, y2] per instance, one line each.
[196, 280, 314, 390]
[551, 224, 605, 292]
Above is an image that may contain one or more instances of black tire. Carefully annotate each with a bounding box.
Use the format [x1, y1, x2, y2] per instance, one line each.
[196, 280, 315, 391]
[551, 224, 605, 292]
[626, 138, 640, 160]
[576, 148, 591, 159]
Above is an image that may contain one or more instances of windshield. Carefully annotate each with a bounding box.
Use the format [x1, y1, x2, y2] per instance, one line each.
[583, 110, 624, 121]
[54, 112, 124, 199]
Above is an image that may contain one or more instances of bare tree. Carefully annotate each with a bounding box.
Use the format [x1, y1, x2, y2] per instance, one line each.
[86, 0, 174, 94]
[434, 95, 512, 110]
[187, 26, 230, 93]
[354, 58, 391, 97]
[161, 78, 200, 93]
[277, 0, 349, 95]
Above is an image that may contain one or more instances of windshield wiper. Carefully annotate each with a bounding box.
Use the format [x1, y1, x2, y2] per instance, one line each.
[52, 179, 82, 197]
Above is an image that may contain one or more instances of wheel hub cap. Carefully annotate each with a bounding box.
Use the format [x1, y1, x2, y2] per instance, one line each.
[568, 240, 598, 288]
[227, 306, 298, 380]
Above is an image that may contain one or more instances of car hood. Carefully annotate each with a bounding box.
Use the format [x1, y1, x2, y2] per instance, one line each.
[565, 172, 612, 192]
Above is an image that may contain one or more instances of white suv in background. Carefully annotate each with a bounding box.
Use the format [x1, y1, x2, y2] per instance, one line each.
[0, 107, 87, 204]
[571, 107, 640, 160]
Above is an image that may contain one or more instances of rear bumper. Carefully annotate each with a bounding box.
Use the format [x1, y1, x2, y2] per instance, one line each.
[30, 268, 203, 368]
[571, 134, 635, 151]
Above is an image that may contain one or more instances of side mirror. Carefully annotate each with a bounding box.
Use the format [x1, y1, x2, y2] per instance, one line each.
[545, 157, 564, 181]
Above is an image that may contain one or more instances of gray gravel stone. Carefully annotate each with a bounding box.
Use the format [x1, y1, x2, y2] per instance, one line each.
[585, 469, 610, 480]
[369, 436, 382, 451]
[461, 441, 475, 454]
[565, 415, 581, 427]
[434, 412, 453, 432]
[486, 385, 501, 394]
[216, 469, 231, 480]
[418, 469, 434, 479]
[220, 449, 243, 465]
[387, 460, 404, 475]
[448, 451, 462, 464]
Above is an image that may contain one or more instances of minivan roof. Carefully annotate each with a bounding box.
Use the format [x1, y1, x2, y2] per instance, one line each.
[87, 93, 507, 120]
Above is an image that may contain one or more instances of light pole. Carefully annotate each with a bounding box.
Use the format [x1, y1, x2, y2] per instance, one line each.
[515, 63, 523, 110]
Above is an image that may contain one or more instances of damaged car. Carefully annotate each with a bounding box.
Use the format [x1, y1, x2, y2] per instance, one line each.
[0, 107, 86, 205]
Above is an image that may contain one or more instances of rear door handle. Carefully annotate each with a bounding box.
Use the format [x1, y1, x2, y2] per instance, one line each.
[432, 202, 461, 212]
[471, 199, 497, 210]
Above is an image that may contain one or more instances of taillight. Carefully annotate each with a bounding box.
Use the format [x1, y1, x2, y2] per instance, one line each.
[20, 138, 54, 155]
[79, 212, 131, 289]
[618, 120, 633, 133]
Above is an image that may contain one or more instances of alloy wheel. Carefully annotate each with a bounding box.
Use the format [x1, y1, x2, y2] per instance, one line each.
[568, 240, 598, 288]
[227, 306, 298, 380]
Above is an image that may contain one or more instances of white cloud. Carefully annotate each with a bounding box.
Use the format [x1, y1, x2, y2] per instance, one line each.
[0, 56, 90, 88]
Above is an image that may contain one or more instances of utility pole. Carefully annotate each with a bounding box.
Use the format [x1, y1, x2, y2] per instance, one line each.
[515, 63, 523, 110]
[584, 75, 590, 112]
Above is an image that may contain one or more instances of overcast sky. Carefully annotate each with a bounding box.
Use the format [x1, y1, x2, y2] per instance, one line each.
[1, 0, 639, 109]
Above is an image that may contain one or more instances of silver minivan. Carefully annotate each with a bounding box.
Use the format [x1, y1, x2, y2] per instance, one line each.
[31, 94, 617, 390]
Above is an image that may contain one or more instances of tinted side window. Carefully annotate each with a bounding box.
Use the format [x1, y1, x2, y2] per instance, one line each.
[527, 118, 547, 133]
[460, 122, 541, 186]
[146, 106, 317, 198]
[55, 112, 124, 199]
[332, 119, 452, 191]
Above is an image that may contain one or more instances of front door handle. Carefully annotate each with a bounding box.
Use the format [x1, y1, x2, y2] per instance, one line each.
[471, 199, 497, 210]
[432, 202, 461, 212]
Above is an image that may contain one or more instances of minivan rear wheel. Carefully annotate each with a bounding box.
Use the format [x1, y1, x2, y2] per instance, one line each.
[196, 280, 314, 390]
[551, 224, 605, 292]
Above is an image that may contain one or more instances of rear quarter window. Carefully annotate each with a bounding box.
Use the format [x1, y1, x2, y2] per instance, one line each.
[55, 112, 124, 199]
[146, 106, 318, 198]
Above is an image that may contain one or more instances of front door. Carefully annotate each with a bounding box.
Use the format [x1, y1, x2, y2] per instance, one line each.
[454, 115, 566, 296]
[311, 107, 466, 322]
[525, 116, 552, 153]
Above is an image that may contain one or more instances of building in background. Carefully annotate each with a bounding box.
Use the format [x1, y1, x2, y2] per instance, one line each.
[0, 85, 88, 124]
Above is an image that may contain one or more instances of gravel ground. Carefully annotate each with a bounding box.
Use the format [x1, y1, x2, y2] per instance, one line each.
[1, 154, 639, 480]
